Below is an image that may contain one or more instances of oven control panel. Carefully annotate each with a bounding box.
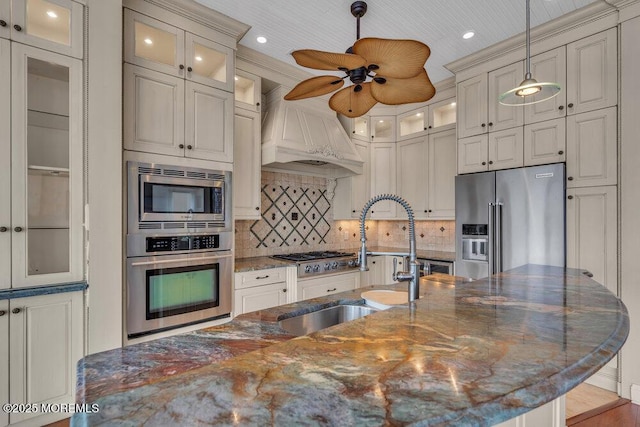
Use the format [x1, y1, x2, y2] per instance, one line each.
[146, 234, 219, 253]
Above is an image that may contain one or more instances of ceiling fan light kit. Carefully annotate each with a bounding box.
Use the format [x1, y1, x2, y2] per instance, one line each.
[499, 0, 561, 106]
[284, 1, 436, 118]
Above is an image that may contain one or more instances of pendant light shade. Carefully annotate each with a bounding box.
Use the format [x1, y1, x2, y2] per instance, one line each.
[499, 0, 561, 106]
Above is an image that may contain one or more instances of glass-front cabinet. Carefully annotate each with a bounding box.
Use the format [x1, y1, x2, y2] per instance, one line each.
[0, 0, 83, 58]
[124, 9, 234, 92]
[398, 107, 428, 140]
[397, 98, 457, 140]
[371, 116, 395, 142]
[234, 69, 261, 112]
[8, 43, 82, 288]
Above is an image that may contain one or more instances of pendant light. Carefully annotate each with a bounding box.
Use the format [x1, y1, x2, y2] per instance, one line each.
[499, 0, 561, 106]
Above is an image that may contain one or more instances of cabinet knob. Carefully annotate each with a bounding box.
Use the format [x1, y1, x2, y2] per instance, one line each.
[428, 125, 432, 129]
[13, 24, 21, 32]
[187, 66, 193, 72]
[179, 64, 185, 70]
[568, 176, 574, 181]
[568, 195, 574, 200]
[428, 209, 432, 213]
[14, 227, 23, 232]
[282, 288, 287, 293]
[352, 130, 356, 134]
[0, 310, 5, 316]
[424, 210, 428, 213]
[488, 122, 493, 127]
[255, 207, 260, 211]
[352, 209, 356, 213]
[12, 307, 21, 314]
[256, 102, 260, 107]
[568, 103, 574, 108]
[0, 226, 7, 232]
[481, 123, 486, 128]
[0, 20, 6, 27]
[179, 144, 184, 149]
[424, 127, 427, 130]
[488, 160, 493, 165]
[371, 135, 375, 138]
[558, 150, 564, 155]
[481, 161, 486, 166]
[558, 105, 564, 111]
[187, 145, 193, 150]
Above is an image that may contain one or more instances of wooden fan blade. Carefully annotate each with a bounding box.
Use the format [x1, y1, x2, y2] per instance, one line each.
[291, 49, 367, 71]
[353, 38, 430, 79]
[284, 76, 345, 100]
[329, 83, 378, 118]
[370, 69, 436, 105]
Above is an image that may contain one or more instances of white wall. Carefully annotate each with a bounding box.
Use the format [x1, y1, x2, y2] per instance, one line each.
[86, 0, 123, 353]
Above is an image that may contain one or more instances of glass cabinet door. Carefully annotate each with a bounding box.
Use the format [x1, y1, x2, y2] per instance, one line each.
[398, 108, 427, 140]
[352, 116, 369, 141]
[185, 33, 233, 91]
[234, 70, 261, 112]
[11, 44, 82, 287]
[429, 98, 457, 132]
[11, 0, 83, 59]
[371, 116, 395, 142]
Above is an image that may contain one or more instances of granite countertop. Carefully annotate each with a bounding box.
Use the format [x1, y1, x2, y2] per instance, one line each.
[73, 266, 628, 426]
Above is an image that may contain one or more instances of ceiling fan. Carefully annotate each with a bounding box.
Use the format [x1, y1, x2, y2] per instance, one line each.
[284, 1, 436, 118]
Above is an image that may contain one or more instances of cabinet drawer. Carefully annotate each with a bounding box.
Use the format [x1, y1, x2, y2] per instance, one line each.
[297, 272, 360, 301]
[235, 268, 287, 289]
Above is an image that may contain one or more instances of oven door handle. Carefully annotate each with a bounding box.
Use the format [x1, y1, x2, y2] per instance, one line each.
[130, 254, 231, 267]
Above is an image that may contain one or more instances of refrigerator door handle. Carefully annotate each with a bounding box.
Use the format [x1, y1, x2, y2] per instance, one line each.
[495, 202, 503, 273]
[488, 202, 495, 277]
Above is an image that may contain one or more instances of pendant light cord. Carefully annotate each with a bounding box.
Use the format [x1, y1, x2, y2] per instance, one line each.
[525, 0, 531, 79]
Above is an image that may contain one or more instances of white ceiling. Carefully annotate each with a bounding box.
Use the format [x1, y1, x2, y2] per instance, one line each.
[195, 0, 600, 84]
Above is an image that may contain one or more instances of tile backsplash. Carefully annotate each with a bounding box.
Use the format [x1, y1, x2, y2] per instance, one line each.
[234, 171, 455, 258]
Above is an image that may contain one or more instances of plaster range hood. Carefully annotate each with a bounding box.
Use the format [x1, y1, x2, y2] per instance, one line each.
[261, 86, 364, 178]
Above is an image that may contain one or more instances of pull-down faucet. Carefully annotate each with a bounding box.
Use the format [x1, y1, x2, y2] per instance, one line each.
[358, 194, 420, 302]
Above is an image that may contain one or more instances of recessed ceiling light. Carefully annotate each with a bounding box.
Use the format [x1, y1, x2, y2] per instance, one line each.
[463, 31, 475, 40]
[256, 36, 267, 44]
[47, 10, 58, 18]
[144, 38, 153, 45]
[195, 56, 203, 62]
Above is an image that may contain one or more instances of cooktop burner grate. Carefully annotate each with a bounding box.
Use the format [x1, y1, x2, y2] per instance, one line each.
[271, 251, 355, 262]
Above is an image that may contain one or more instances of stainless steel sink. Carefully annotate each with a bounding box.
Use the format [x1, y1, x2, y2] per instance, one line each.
[279, 304, 377, 336]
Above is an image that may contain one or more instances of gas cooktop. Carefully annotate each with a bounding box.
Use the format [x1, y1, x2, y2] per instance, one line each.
[271, 251, 358, 278]
[271, 251, 355, 262]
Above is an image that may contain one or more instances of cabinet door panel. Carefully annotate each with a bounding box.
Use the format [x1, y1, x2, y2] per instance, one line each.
[0, 40, 9, 290]
[9, 292, 83, 423]
[488, 128, 524, 170]
[566, 186, 617, 296]
[567, 28, 617, 115]
[397, 137, 428, 218]
[488, 61, 524, 132]
[428, 129, 456, 218]
[397, 108, 428, 140]
[124, 64, 184, 157]
[371, 116, 395, 142]
[185, 32, 234, 92]
[457, 74, 488, 138]
[566, 107, 617, 187]
[234, 282, 287, 315]
[351, 140, 370, 217]
[0, 301, 7, 427]
[233, 108, 261, 219]
[185, 81, 233, 162]
[525, 47, 567, 124]
[524, 118, 566, 166]
[370, 143, 396, 218]
[234, 69, 261, 112]
[298, 273, 359, 301]
[458, 135, 488, 174]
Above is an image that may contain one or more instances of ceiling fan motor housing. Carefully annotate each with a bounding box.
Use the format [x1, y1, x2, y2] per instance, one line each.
[351, 1, 367, 18]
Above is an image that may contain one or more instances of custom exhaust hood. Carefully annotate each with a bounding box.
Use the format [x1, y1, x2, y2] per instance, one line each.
[261, 86, 364, 178]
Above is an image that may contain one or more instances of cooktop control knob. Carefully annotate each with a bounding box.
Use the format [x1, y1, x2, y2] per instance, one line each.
[324, 263, 331, 271]
[313, 264, 320, 272]
[304, 265, 312, 273]
[347, 260, 356, 267]
[331, 261, 338, 269]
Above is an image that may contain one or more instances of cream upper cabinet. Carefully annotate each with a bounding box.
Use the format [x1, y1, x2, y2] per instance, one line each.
[370, 143, 397, 218]
[488, 61, 524, 132]
[524, 47, 567, 124]
[397, 107, 428, 140]
[332, 139, 371, 219]
[234, 69, 261, 112]
[566, 107, 617, 188]
[397, 136, 429, 218]
[566, 186, 617, 296]
[488, 127, 524, 170]
[0, 0, 83, 59]
[566, 28, 617, 116]
[370, 116, 396, 143]
[428, 129, 456, 219]
[428, 98, 457, 133]
[458, 135, 489, 174]
[397, 97, 456, 141]
[352, 116, 370, 141]
[233, 107, 261, 219]
[124, 9, 234, 92]
[457, 74, 488, 138]
[524, 118, 566, 166]
[10, 43, 83, 288]
[0, 40, 10, 290]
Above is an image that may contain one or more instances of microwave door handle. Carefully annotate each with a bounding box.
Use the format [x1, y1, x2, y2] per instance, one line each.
[130, 254, 231, 267]
[488, 202, 494, 278]
[495, 202, 503, 273]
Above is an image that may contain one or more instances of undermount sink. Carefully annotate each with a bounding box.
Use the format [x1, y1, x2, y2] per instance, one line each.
[278, 304, 377, 336]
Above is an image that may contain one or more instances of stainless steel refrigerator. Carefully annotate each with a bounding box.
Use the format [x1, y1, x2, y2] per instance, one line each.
[455, 163, 565, 280]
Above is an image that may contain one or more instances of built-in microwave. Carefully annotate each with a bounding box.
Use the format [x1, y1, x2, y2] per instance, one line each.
[127, 161, 231, 234]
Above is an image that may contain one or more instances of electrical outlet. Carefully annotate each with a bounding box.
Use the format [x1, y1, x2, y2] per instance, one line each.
[291, 212, 298, 221]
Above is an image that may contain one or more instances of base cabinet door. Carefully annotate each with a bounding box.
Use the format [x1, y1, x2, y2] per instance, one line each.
[0, 301, 8, 427]
[8, 291, 83, 425]
[360, 256, 385, 286]
[494, 395, 565, 427]
[234, 282, 288, 315]
[298, 272, 359, 301]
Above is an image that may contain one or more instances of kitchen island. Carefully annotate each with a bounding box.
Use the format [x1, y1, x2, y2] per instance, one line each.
[73, 265, 628, 426]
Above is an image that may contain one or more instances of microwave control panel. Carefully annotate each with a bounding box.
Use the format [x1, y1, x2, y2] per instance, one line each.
[146, 234, 219, 252]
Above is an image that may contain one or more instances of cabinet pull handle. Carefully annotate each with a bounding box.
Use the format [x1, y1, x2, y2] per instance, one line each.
[179, 64, 185, 70]
[568, 103, 574, 108]
[0, 20, 6, 27]
[0, 310, 5, 316]
[255, 275, 269, 280]
[568, 176, 574, 181]
[558, 105, 564, 111]
[14, 227, 23, 232]
[558, 150, 564, 155]
[12, 308, 21, 314]
[568, 195, 574, 200]
[582, 270, 594, 278]
[327, 288, 337, 292]
[0, 226, 7, 232]
[187, 66, 193, 72]
[187, 145, 193, 150]
[179, 144, 184, 149]
[481, 161, 486, 166]
[13, 24, 21, 32]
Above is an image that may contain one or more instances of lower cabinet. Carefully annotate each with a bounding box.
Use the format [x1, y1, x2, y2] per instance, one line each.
[1, 291, 84, 426]
[297, 271, 360, 301]
[234, 267, 292, 316]
[360, 256, 386, 286]
[494, 395, 565, 427]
